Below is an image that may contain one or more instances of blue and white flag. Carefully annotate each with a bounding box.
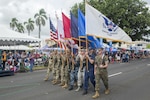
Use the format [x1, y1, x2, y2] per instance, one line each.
[85, 3, 132, 42]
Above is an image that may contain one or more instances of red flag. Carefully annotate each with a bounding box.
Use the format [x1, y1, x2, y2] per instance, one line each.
[62, 12, 71, 38]
[58, 42, 67, 50]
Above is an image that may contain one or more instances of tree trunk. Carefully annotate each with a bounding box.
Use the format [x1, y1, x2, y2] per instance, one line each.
[28, 30, 30, 36]
[39, 24, 41, 38]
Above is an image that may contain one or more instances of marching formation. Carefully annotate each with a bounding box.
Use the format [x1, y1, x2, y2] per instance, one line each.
[43, 47, 110, 99]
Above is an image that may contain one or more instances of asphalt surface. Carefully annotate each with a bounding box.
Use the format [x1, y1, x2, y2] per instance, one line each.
[0, 58, 150, 100]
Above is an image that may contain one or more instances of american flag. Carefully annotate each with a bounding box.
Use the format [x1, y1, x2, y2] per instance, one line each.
[49, 18, 58, 42]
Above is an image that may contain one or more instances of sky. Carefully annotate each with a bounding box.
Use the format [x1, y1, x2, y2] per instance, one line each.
[0, 0, 150, 40]
[0, 0, 83, 39]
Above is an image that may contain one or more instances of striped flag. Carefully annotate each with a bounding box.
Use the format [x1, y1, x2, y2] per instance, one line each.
[49, 18, 58, 42]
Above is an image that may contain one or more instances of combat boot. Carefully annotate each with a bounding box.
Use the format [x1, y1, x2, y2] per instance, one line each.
[59, 81, 65, 86]
[62, 83, 68, 89]
[68, 85, 73, 91]
[82, 90, 88, 95]
[53, 79, 60, 85]
[51, 79, 56, 83]
[92, 91, 99, 99]
[105, 89, 110, 95]
[43, 77, 48, 81]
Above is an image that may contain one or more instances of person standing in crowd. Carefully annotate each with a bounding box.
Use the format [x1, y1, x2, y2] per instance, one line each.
[29, 52, 34, 72]
[19, 51, 27, 72]
[82, 48, 96, 95]
[1, 51, 7, 70]
[92, 48, 110, 99]
[116, 52, 121, 63]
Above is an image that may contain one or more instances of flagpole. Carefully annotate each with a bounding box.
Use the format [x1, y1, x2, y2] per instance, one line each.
[71, 12, 75, 71]
[55, 11, 59, 51]
[85, 0, 88, 71]
[77, 3, 81, 52]
[77, 3, 83, 72]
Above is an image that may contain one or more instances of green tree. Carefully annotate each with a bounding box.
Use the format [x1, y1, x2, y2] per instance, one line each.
[10, 18, 18, 30]
[34, 8, 47, 38]
[16, 23, 25, 33]
[71, 0, 150, 41]
[24, 18, 34, 36]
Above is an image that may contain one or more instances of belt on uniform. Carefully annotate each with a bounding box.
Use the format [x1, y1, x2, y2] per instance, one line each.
[100, 68, 106, 70]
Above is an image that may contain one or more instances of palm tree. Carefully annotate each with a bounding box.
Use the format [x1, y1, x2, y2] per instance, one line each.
[24, 18, 34, 36]
[10, 18, 18, 30]
[34, 8, 47, 38]
[16, 23, 25, 33]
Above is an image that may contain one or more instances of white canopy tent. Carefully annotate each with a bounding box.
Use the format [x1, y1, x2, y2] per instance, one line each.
[0, 26, 41, 46]
[0, 45, 33, 51]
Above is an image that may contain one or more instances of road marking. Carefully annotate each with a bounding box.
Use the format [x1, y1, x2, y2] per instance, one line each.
[10, 81, 14, 83]
[147, 64, 150, 66]
[35, 69, 46, 72]
[108, 72, 122, 77]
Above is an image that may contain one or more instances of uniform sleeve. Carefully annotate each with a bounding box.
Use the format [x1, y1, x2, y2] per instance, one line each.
[94, 56, 98, 65]
[105, 56, 108, 62]
[104, 56, 109, 65]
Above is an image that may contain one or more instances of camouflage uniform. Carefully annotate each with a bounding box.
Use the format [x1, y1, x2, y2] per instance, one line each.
[59, 52, 66, 86]
[62, 50, 71, 88]
[53, 52, 61, 84]
[95, 55, 109, 91]
[44, 53, 53, 81]
[52, 51, 57, 83]
[92, 53, 109, 99]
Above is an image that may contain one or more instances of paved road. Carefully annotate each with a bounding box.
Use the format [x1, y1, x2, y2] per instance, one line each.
[0, 58, 150, 100]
